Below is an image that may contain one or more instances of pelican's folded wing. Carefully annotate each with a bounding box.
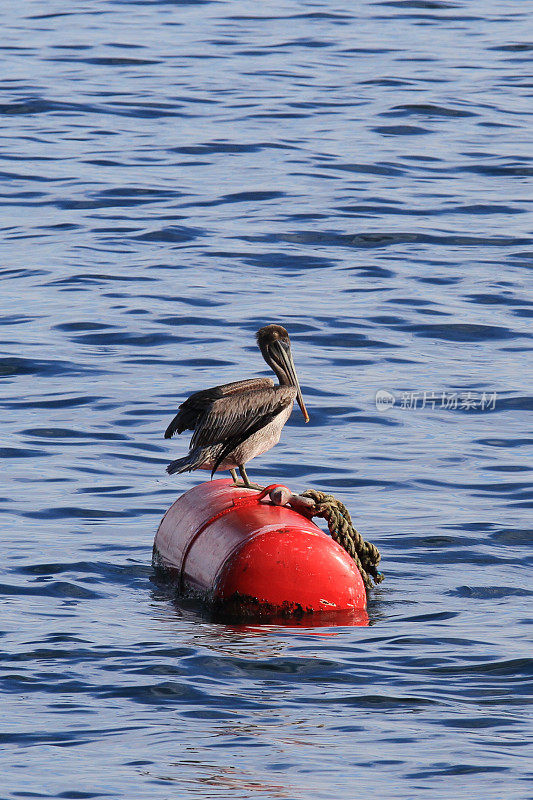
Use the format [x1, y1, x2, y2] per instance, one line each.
[206, 388, 296, 476]
[189, 386, 295, 465]
[164, 377, 274, 439]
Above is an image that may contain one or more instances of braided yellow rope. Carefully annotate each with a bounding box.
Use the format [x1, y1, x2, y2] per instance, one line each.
[301, 489, 384, 592]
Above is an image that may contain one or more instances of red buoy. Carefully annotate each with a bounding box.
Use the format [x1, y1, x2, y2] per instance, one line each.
[154, 479, 368, 624]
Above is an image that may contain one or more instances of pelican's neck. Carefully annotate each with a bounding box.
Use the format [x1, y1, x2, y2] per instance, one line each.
[270, 359, 291, 387]
[261, 348, 292, 387]
[275, 368, 292, 387]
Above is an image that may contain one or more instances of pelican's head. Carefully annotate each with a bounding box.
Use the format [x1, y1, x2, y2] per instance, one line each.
[256, 324, 309, 422]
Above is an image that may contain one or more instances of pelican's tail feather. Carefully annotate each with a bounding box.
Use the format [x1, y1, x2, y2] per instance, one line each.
[166, 446, 216, 475]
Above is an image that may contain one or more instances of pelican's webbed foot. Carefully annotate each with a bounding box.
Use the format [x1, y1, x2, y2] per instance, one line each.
[236, 465, 264, 491]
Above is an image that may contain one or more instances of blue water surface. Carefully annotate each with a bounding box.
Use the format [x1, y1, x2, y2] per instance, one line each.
[1, 1, 532, 798]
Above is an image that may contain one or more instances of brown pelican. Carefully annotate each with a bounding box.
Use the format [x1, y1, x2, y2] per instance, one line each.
[164, 324, 309, 488]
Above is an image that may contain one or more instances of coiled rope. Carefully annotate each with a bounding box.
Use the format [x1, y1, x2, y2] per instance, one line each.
[300, 489, 384, 592]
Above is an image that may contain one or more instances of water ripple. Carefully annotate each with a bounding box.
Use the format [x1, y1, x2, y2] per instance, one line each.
[1, 2, 531, 799]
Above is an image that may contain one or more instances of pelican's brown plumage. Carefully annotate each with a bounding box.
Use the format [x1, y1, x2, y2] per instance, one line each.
[164, 324, 309, 487]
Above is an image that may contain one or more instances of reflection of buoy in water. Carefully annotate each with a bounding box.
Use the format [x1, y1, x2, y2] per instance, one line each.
[153, 479, 368, 624]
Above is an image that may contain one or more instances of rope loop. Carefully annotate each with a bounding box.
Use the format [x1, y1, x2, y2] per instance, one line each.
[301, 489, 384, 593]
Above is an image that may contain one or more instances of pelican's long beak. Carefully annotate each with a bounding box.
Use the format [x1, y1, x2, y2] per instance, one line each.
[275, 341, 310, 423]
